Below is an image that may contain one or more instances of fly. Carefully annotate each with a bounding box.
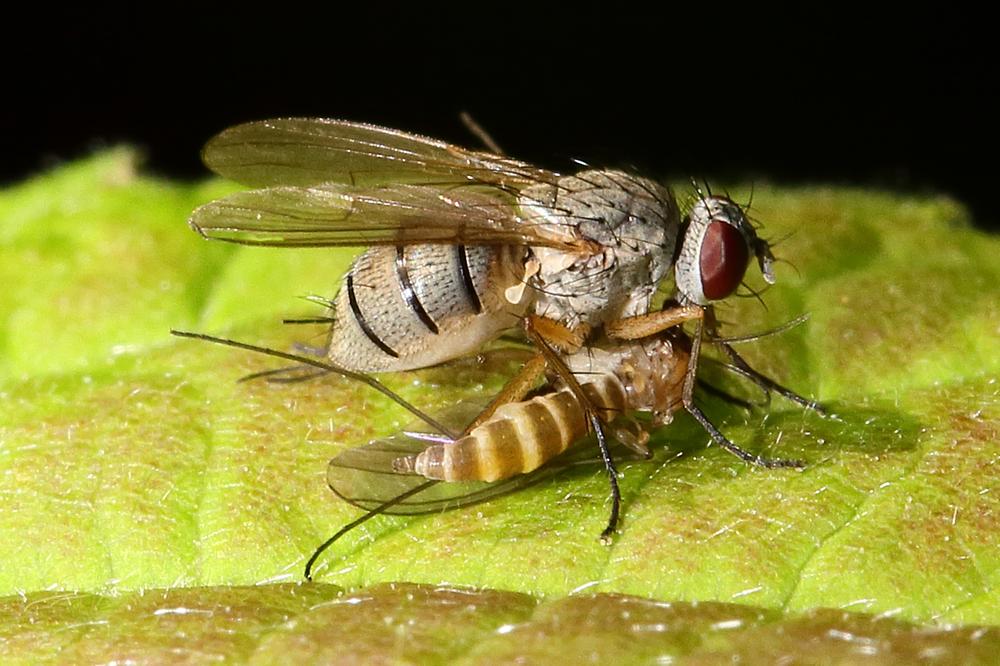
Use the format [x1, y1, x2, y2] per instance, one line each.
[170, 118, 824, 578]
[304, 317, 810, 578]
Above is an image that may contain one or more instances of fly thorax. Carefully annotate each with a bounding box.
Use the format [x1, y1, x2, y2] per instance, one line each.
[517, 170, 680, 327]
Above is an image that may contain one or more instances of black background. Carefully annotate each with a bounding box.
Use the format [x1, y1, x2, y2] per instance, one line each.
[6, 7, 998, 230]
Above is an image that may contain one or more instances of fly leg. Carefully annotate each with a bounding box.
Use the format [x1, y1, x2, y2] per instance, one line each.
[523, 315, 622, 541]
[604, 305, 804, 469]
[170, 330, 457, 438]
[713, 340, 827, 415]
[307, 350, 549, 580]
[390, 351, 548, 474]
[169, 330, 467, 580]
[459, 111, 505, 155]
[698, 306, 825, 415]
[525, 313, 590, 352]
[605, 303, 704, 340]
[304, 479, 439, 580]
[682, 319, 804, 469]
[463, 353, 547, 431]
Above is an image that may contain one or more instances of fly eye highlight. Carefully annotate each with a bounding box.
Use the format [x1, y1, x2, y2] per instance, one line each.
[675, 195, 770, 305]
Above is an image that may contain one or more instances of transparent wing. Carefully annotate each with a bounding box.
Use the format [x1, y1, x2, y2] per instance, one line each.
[189, 182, 578, 249]
[202, 118, 561, 189]
[326, 402, 628, 515]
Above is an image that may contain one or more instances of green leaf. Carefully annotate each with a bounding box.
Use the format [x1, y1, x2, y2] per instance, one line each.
[1, 152, 998, 660]
[3, 583, 1000, 663]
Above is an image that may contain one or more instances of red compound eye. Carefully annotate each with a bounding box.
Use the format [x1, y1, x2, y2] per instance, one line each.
[699, 220, 750, 300]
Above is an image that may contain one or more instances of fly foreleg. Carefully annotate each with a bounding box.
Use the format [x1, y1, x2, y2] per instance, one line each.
[605, 303, 704, 340]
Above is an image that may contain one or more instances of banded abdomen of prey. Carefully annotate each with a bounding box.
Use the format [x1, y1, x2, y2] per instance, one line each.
[393, 330, 692, 482]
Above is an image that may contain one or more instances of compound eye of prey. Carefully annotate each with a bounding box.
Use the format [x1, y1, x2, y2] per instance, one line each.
[675, 195, 761, 305]
[699, 219, 750, 300]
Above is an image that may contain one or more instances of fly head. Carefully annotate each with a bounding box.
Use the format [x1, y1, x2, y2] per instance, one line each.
[674, 195, 775, 306]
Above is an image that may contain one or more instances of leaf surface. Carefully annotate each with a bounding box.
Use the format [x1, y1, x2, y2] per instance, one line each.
[0, 152, 997, 661]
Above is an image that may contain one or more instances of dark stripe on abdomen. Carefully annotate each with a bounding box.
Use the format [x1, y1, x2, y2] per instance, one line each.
[346, 273, 399, 358]
[457, 245, 483, 314]
[394, 246, 439, 334]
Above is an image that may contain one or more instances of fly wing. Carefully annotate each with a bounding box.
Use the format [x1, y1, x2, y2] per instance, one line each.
[327, 399, 487, 514]
[327, 438, 610, 515]
[188, 182, 578, 249]
[202, 118, 561, 189]
[326, 403, 621, 515]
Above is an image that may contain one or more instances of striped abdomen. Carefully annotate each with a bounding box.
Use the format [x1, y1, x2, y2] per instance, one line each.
[395, 375, 628, 482]
[327, 244, 528, 373]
